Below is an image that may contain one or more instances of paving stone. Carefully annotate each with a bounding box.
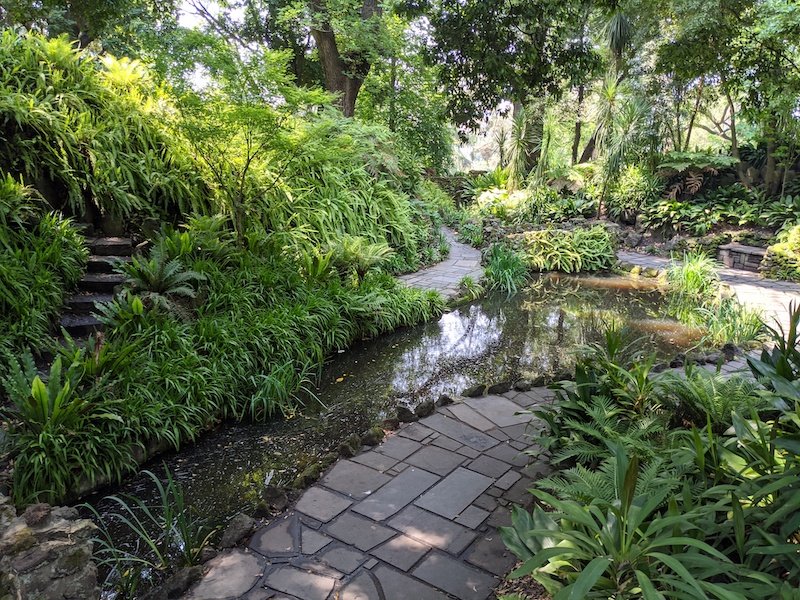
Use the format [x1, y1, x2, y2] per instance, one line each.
[494, 470, 522, 491]
[487, 506, 512, 528]
[320, 460, 391, 500]
[415, 467, 493, 519]
[187, 550, 264, 600]
[326, 512, 396, 551]
[464, 396, 532, 427]
[370, 534, 430, 571]
[338, 571, 381, 600]
[412, 552, 496, 600]
[387, 506, 476, 554]
[485, 442, 529, 467]
[351, 451, 399, 472]
[447, 403, 496, 431]
[318, 545, 366, 574]
[422, 414, 499, 451]
[249, 517, 297, 557]
[487, 428, 510, 441]
[511, 393, 539, 408]
[405, 445, 465, 476]
[295, 487, 352, 523]
[398, 422, 435, 441]
[301, 527, 332, 554]
[510, 440, 529, 451]
[465, 533, 517, 576]
[501, 423, 530, 440]
[375, 436, 422, 460]
[505, 477, 535, 505]
[468, 455, 511, 478]
[486, 486, 502, 497]
[473, 493, 497, 511]
[454, 505, 490, 529]
[372, 564, 450, 600]
[352, 467, 440, 521]
[264, 565, 336, 600]
[457, 445, 481, 458]
[430, 434, 462, 452]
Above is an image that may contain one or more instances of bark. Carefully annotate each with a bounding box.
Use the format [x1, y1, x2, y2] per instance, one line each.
[683, 78, 705, 151]
[572, 83, 585, 165]
[388, 56, 397, 132]
[578, 126, 599, 163]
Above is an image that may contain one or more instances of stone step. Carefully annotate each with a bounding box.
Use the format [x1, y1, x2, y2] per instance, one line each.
[87, 255, 131, 274]
[78, 273, 126, 293]
[60, 314, 104, 337]
[86, 237, 133, 257]
[65, 293, 114, 314]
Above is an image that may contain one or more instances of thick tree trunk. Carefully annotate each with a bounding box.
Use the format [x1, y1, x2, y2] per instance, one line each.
[578, 126, 599, 163]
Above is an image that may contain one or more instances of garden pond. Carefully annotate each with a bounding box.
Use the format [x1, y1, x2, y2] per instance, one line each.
[83, 273, 702, 534]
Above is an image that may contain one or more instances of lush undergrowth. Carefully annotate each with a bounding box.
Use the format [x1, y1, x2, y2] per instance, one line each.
[1, 218, 445, 505]
[762, 225, 800, 282]
[502, 312, 800, 599]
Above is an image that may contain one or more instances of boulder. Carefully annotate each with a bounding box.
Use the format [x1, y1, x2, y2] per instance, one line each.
[461, 383, 487, 398]
[219, 513, 255, 548]
[414, 400, 435, 419]
[360, 426, 385, 447]
[338, 433, 363, 458]
[435, 393, 456, 407]
[396, 406, 418, 423]
[487, 381, 512, 395]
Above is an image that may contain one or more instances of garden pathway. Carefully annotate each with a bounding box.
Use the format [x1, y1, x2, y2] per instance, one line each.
[399, 228, 483, 299]
[618, 250, 800, 334]
[185, 387, 555, 600]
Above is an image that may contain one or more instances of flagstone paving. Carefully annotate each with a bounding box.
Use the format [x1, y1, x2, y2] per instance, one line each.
[185, 388, 557, 600]
[399, 228, 483, 299]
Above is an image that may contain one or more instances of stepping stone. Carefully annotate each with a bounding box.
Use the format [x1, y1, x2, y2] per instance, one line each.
[485, 442, 529, 467]
[89, 236, 133, 256]
[375, 436, 422, 460]
[65, 293, 113, 313]
[339, 571, 381, 600]
[301, 527, 332, 554]
[412, 552, 496, 600]
[415, 467, 493, 520]
[352, 467, 439, 521]
[60, 314, 103, 337]
[463, 396, 532, 427]
[187, 550, 264, 600]
[454, 505, 490, 529]
[494, 470, 522, 491]
[465, 533, 517, 576]
[87, 254, 131, 273]
[318, 545, 366, 574]
[325, 512, 395, 551]
[422, 414, 499, 451]
[387, 506, 475, 554]
[295, 486, 352, 523]
[249, 516, 297, 557]
[78, 273, 125, 293]
[370, 535, 430, 572]
[405, 446, 465, 476]
[372, 564, 450, 600]
[264, 565, 336, 600]
[320, 460, 391, 500]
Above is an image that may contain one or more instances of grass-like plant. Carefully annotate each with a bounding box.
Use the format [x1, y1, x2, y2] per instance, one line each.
[484, 243, 529, 295]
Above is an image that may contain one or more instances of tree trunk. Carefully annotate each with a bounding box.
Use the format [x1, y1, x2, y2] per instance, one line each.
[388, 56, 397, 132]
[578, 126, 599, 163]
[572, 83, 585, 165]
[683, 78, 704, 151]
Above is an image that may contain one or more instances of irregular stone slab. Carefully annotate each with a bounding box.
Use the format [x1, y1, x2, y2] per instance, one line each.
[430, 434, 461, 452]
[187, 550, 264, 600]
[387, 506, 475, 554]
[397, 422, 434, 441]
[375, 436, 421, 460]
[295, 487, 352, 523]
[465, 533, 517, 576]
[468, 455, 511, 478]
[454, 505, 490, 529]
[415, 467, 493, 520]
[372, 564, 450, 600]
[351, 451, 398, 473]
[301, 527, 332, 554]
[264, 565, 336, 600]
[447, 403, 496, 431]
[352, 467, 439, 521]
[412, 551, 496, 600]
[325, 512, 396, 551]
[463, 396, 532, 427]
[494, 470, 522, 491]
[339, 571, 381, 600]
[422, 414, 499, 451]
[405, 446, 465, 476]
[485, 442, 529, 467]
[320, 460, 391, 500]
[370, 534, 430, 572]
[249, 516, 296, 557]
[318, 545, 366, 574]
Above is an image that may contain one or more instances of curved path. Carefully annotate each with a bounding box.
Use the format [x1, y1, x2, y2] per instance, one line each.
[399, 228, 483, 299]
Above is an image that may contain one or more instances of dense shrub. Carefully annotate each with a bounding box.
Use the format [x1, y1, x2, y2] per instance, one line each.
[606, 164, 662, 223]
[517, 225, 616, 273]
[484, 244, 529, 294]
[761, 225, 800, 281]
[473, 185, 595, 226]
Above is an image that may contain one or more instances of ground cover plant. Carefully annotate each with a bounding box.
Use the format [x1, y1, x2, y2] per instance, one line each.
[501, 306, 800, 599]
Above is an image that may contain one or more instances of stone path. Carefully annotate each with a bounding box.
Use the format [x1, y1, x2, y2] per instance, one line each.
[618, 250, 800, 333]
[399, 228, 483, 299]
[186, 388, 555, 600]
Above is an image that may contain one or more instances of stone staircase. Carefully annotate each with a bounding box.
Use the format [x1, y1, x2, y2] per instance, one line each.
[60, 237, 133, 338]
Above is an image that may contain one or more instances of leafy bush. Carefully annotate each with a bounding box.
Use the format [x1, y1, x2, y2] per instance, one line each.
[517, 225, 616, 273]
[761, 225, 800, 281]
[472, 185, 594, 226]
[606, 164, 662, 224]
[484, 244, 528, 295]
[665, 251, 720, 302]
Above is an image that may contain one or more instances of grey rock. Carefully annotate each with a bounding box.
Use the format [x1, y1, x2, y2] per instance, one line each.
[397, 405, 418, 423]
[414, 400, 435, 418]
[198, 546, 218, 564]
[435, 393, 455, 407]
[219, 513, 255, 548]
[487, 381, 512, 395]
[143, 566, 204, 600]
[360, 426, 385, 446]
[338, 433, 362, 458]
[461, 383, 487, 398]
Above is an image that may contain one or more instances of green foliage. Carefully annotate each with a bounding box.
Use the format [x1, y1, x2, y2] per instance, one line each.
[761, 225, 800, 281]
[472, 185, 595, 226]
[484, 244, 529, 295]
[606, 164, 663, 223]
[665, 251, 720, 302]
[457, 275, 485, 301]
[518, 226, 616, 273]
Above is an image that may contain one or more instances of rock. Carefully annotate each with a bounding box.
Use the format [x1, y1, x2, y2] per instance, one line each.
[219, 513, 255, 548]
[396, 406, 418, 423]
[338, 434, 362, 458]
[381, 418, 400, 431]
[293, 463, 322, 489]
[21, 504, 51, 527]
[651, 363, 669, 373]
[643, 267, 660, 278]
[198, 547, 218, 564]
[625, 232, 644, 247]
[513, 379, 533, 392]
[263, 485, 289, 511]
[721, 343, 737, 361]
[461, 383, 487, 398]
[143, 565, 204, 600]
[435, 393, 456, 407]
[704, 352, 723, 365]
[360, 426, 385, 447]
[669, 353, 686, 369]
[414, 400, 435, 419]
[665, 235, 687, 252]
[487, 381, 512, 395]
